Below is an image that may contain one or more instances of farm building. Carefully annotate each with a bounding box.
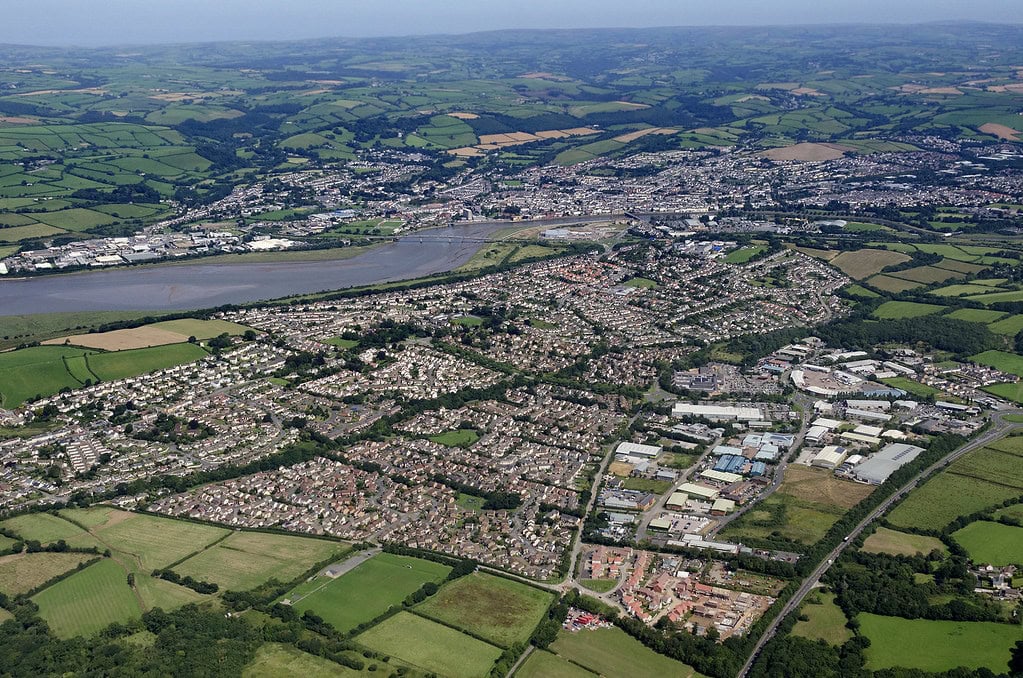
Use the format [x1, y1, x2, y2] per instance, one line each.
[854, 443, 926, 485]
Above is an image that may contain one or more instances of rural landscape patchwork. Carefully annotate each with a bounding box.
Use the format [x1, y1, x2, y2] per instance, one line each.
[4, 13, 1023, 678]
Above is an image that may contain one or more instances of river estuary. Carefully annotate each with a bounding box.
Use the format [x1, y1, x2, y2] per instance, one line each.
[0, 223, 510, 317]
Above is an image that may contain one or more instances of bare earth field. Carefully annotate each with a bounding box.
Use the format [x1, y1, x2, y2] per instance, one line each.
[761, 143, 853, 162]
[979, 123, 1021, 141]
[44, 326, 191, 351]
[831, 249, 912, 280]
[780, 466, 875, 509]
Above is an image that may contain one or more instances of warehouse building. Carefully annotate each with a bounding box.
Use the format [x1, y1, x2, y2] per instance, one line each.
[854, 443, 926, 485]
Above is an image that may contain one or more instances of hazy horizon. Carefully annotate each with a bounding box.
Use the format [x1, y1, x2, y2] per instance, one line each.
[4, 0, 1023, 48]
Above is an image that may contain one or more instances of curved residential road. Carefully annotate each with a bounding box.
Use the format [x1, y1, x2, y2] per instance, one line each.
[738, 410, 1023, 678]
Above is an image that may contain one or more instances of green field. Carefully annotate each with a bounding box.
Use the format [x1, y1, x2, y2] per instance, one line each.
[952, 521, 1023, 566]
[174, 531, 346, 591]
[33, 558, 140, 638]
[944, 308, 1007, 323]
[516, 650, 596, 678]
[792, 592, 852, 645]
[859, 613, 1023, 672]
[934, 284, 1007, 298]
[73, 508, 228, 571]
[416, 572, 553, 647]
[0, 512, 101, 549]
[149, 318, 253, 339]
[984, 381, 1023, 403]
[861, 527, 946, 557]
[579, 578, 618, 593]
[724, 245, 767, 264]
[988, 315, 1023, 337]
[879, 377, 941, 398]
[356, 611, 503, 678]
[243, 643, 364, 678]
[429, 428, 481, 447]
[323, 336, 359, 349]
[285, 552, 451, 633]
[0, 345, 97, 407]
[967, 290, 1023, 305]
[872, 301, 946, 319]
[844, 284, 880, 298]
[867, 274, 923, 293]
[970, 350, 1023, 377]
[550, 627, 702, 678]
[623, 276, 658, 288]
[0, 340, 209, 406]
[719, 491, 846, 546]
[86, 342, 209, 382]
[0, 552, 96, 595]
[888, 460, 1022, 532]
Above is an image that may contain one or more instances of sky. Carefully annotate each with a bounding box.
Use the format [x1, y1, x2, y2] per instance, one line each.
[4, 0, 1022, 47]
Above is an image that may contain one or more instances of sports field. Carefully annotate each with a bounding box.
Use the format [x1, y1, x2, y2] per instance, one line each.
[32, 558, 141, 638]
[723, 246, 767, 264]
[429, 429, 481, 447]
[356, 611, 503, 678]
[416, 572, 553, 647]
[174, 531, 346, 591]
[951, 521, 1023, 566]
[0, 552, 96, 595]
[861, 527, 946, 557]
[859, 613, 1023, 672]
[550, 627, 702, 677]
[792, 591, 851, 645]
[284, 552, 451, 633]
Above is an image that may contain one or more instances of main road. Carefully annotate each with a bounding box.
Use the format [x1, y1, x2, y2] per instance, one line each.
[737, 410, 1023, 677]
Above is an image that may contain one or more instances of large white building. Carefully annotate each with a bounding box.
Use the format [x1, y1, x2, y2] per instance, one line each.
[673, 403, 763, 422]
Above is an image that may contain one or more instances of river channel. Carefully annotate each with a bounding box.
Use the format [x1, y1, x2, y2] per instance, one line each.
[0, 222, 511, 316]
